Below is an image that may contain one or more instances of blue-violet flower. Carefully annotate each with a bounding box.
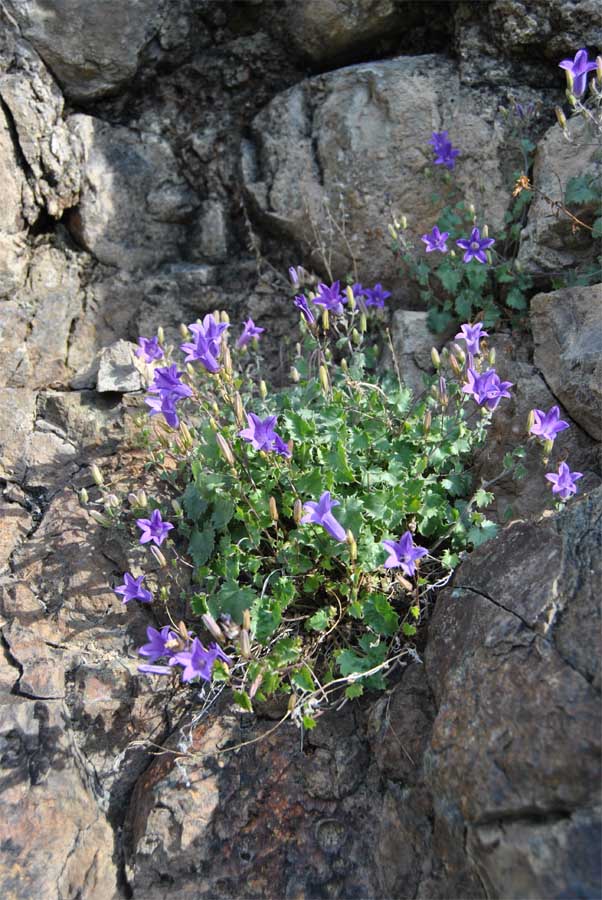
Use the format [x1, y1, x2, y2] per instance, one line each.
[382, 531, 428, 577]
[301, 491, 346, 542]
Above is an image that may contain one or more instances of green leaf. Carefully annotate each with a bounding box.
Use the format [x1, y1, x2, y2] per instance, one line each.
[474, 488, 494, 508]
[302, 714, 317, 730]
[189, 525, 215, 567]
[210, 581, 257, 625]
[305, 608, 332, 632]
[402, 623, 417, 637]
[364, 593, 399, 636]
[436, 262, 463, 294]
[233, 690, 253, 712]
[182, 483, 207, 522]
[454, 292, 473, 320]
[345, 683, 364, 699]
[212, 660, 230, 682]
[565, 173, 598, 206]
[291, 665, 314, 692]
[592, 217, 602, 239]
[211, 498, 235, 530]
[505, 287, 527, 310]
[270, 637, 301, 666]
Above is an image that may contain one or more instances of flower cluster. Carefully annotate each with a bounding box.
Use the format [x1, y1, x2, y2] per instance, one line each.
[428, 131, 460, 169]
[181, 313, 229, 373]
[137, 626, 231, 683]
[145, 364, 192, 429]
[239, 413, 291, 458]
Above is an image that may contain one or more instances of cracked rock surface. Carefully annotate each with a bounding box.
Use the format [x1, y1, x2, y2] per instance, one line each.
[0, 1, 600, 898]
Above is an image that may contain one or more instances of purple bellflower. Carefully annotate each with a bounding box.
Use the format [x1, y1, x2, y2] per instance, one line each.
[462, 367, 513, 411]
[114, 573, 153, 605]
[136, 336, 164, 363]
[456, 227, 496, 264]
[545, 461, 583, 500]
[313, 281, 347, 315]
[145, 392, 181, 429]
[456, 228, 496, 264]
[138, 625, 178, 663]
[530, 406, 570, 443]
[294, 294, 316, 325]
[422, 225, 450, 253]
[559, 49, 597, 97]
[148, 365, 192, 398]
[289, 266, 300, 286]
[382, 531, 428, 577]
[181, 332, 221, 372]
[364, 283, 391, 308]
[236, 318, 265, 349]
[136, 508, 174, 546]
[428, 131, 460, 170]
[170, 638, 231, 683]
[239, 413, 289, 456]
[455, 322, 489, 356]
[189, 314, 229, 345]
[301, 491, 346, 542]
[351, 283, 368, 302]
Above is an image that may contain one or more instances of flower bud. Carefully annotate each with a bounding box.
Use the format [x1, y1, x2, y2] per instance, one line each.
[171, 499, 182, 516]
[90, 464, 104, 486]
[180, 323, 189, 338]
[321, 308, 330, 331]
[423, 409, 432, 433]
[346, 285, 356, 309]
[239, 629, 251, 658]
[439, 375, 449, 407]
[202, 612, 225, 643]
[289, 266, 300, 286]
[360, 313, 367, 334]
[89, 510, 111, 527]
[449, 249, 456, 259]
[430, 347, 441, 369]
[486, 250, 493, 265]
[555, 106, 567, 129]
[468, 203, 476, 217]
[259, 379, 268, 399]
[488, 347, 496, 366]
[216, 433, 235, 466]
[249, 672, 263, 698]
[242, 609, 251, 632]
[269, 496, 279, 522]
[150, 546, 167, 567]
[319, 364, 330, 394]
[346, 529, 357, 562]
[341, 358, 348, 373]
[223, 345, 233, 376]
[526, 409, 535, 434]
[388, 223, 398, 240]
[79, 488, 89, 504]
[324, 347, 332, 361]
[180, 421, 193, 448]
[288, 694, 297, 713]
[157, 326, 165, 344]
[482, 224, 489, 238]
[234, 392, 245, 426]
[400, 215, 408, 230]
[290, 366, 300, 383]
[209, 417, 218, 431]
[160, 586, 169, 603]
[352, 328, 361, 345]
[597, 56, 602, 84]
[220, 311, 230, 324]
[452, 344, 466, 365]
[186, 363, 195, 378]
[104, 493, 119, 509]
[294, 498, 303, 524]
[295, 342, 302, 357]
[449, 354, 462, 377]
[565, 69, 574, 92]
[137, 490, 148, 507]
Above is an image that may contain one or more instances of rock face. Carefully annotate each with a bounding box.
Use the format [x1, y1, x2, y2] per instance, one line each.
[6, 0, 168, 102]
[67, 115, 199, 270]
[243, 55, 527, 295]
[518, 118, 600, 273]
[531, 284, 602, 442]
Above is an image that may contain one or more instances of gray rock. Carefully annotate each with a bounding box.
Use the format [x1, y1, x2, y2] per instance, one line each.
[518, 118, 600, 274]
[531, 284, 602, 441]
[243, 56, 525, 296]
[0, 233, 29, 298]
[0, 501, 31, 570]
[67, 114, 198, 270]
[282, 0, 401, 64]
[0, 388, 36, 483]
[387, 309, 437, 395]
[6, 0, 167, 102]
[96, 340, 144, 393]
[0, 42, 82, 221]
[0, 103, 27, 233]
[193, 198, 229, 262]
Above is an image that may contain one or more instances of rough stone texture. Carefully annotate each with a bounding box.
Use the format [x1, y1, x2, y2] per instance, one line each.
[0, 38, 82, 221]
[427, 487, 602, 897]
[518, 119, 600, 274]
[472, 331, 601, 522]
[7, 0, 168, 102]
[0, 500, 31, 569]
[387, 309, 438, 395]
[97, 340, 145, 394]
[282, 0, 401, 64]
[531, 284, 602, 442]
[67, 114, 199, 270]
[243, 55, 527, 296]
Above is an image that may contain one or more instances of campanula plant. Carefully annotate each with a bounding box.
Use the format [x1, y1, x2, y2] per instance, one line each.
[81, 261, 580, 731]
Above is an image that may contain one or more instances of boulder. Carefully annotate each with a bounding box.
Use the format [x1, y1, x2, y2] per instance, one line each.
[427, 487, 602, 896]
[531, 284, 602, 441]
[243, 56, 528, 297]
[6, 0, 167, 102]
[96, 340, 144, 394]
[67, 114, 199, 270]
[518, 118, 600, 274]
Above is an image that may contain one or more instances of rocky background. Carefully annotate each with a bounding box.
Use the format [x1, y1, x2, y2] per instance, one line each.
[0, 1, 600, 898]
